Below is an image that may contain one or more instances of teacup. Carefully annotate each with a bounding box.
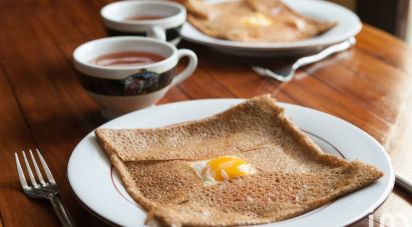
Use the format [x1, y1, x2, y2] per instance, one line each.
[101, 1, 186, 45]
[73, 36, 197, 119]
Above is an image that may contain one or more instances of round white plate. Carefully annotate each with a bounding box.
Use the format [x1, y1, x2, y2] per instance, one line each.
[68, 99, 394, 227]
[181, 0, 361, 56]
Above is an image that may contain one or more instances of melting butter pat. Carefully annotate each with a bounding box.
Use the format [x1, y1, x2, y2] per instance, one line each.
[241, 13, 273, 27]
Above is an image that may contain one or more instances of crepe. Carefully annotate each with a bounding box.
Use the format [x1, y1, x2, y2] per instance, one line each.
[95, 95, 383, 226]
[184, 0, 337, 42]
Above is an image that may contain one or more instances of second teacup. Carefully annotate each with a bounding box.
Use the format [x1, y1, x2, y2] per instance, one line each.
[101, 1, 186, 45]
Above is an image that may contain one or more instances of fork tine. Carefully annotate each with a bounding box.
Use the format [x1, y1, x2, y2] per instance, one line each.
[15, 153, 29, 189]
[22, 151, 38, 187]
[29, 149, 46, 185]
[251, 66, 265, 76]
[36, 148, 56, 184]
[252, 66, 274, 78]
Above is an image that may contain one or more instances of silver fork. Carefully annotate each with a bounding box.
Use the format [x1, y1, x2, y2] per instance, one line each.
[15, 149, 76, 227]
[252, 37, 356, 82]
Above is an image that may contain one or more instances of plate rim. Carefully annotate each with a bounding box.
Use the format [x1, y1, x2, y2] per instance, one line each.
[67, 98, 395, 226]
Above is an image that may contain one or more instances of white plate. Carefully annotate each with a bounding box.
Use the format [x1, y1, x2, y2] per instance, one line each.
[67, 99, 394, 227]
[181, 0, 361, 56]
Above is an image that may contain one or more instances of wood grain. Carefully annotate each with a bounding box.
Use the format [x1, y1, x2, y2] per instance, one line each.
[0, 0, 411, 226]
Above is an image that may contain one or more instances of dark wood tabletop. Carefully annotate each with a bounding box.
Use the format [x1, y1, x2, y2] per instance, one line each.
[1, 0, 412, 226]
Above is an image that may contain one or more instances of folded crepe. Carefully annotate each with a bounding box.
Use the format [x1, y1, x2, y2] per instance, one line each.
[96, 95, 383, 226]
[184, 0, 337, 42]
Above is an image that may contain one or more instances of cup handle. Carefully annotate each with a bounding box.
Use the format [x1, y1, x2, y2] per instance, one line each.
[147, 26, 166, 41]
[172, 49, 198, 86]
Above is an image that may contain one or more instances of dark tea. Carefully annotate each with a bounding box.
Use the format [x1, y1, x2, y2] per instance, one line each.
[90, 51, 165, 67]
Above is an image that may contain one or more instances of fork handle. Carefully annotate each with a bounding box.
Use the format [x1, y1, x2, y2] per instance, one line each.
[293, 37, 356, 70]
[48, 195, 76, 227]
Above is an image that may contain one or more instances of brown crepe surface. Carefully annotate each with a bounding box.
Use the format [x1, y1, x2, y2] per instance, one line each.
[95, 95, 383, 226]
[184, 0, 337, 42]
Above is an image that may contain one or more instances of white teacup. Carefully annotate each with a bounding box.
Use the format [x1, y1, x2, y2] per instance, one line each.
[73, 36, 197, 119]
[101, 1, 186, 45]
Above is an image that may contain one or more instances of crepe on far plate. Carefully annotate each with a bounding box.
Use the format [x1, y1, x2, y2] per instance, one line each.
[184, 0, 337, 42]
[95, 95, 383, 226]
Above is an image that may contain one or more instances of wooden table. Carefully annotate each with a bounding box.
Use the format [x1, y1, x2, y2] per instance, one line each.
[1, 1, 411, 226]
